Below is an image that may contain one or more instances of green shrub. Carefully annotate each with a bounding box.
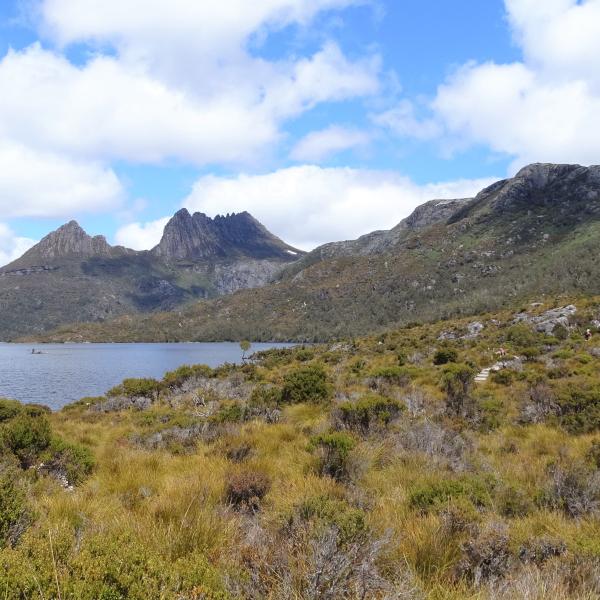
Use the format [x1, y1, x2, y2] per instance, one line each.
[310, 432, 356, 480]
[108, 378, 161, 400]
[554, 380, 600, 434]
[506, 323, 539, 349]
[433, 348, 458, 365]
[440, 363, 477, 416]
[491, 369, 513, 385]
[497, 485, 534, 517]
[0, 469, 29, 548]
[210, 401, 246, 424]
[1, 414, 51, 467]
[521, 346, 542, 361]
[409, 476, 494, 513]
[369, 365, 416, 386]
[281, 364, 331, 404]
[0, 399, 22, 422]
[249, 384, 282, 408]
[44, 438, 95, 485]
[587, 441, 600, 469]
[296, 495, 366, 542]
[334, 394, 403, 434]
[162, 364, 213, 389]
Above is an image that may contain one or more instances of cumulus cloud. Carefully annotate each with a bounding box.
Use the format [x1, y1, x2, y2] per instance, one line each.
[114, 217, 169, 251]
[0, 140, 123, 218]
[372, 0, 600, 169]
[291, 125, 371, 161]
[182, 166, 494, 249]
[0, 223, 36, 267]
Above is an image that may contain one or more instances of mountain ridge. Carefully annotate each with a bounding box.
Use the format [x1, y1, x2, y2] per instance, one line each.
[0, 210, 304, 340]
[22, 162, 600, 343]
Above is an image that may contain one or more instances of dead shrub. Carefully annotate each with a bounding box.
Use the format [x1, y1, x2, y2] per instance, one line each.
[225, 469, 271, 512]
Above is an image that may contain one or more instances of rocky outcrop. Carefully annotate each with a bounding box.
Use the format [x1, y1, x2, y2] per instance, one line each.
[152, 209, 303, 261]
[10, 221, 127, 266]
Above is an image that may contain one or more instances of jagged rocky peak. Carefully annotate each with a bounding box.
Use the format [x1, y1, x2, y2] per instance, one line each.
[13, 220, 115, 265]
[152, 209, 303, 261]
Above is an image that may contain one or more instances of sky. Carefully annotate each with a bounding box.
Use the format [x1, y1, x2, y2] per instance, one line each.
[0, 0, 599, 264]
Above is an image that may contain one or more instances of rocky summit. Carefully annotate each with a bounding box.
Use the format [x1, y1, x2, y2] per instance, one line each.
[0, 211, 303, 340]
[152, 209, 300, 261]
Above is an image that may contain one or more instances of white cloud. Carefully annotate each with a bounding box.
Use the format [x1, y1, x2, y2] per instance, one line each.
[373, 100, 441, 140]
[291, 125, 371, 161]
[183, 166, 494, 249]
[0, 223, 36, 268]
[425, 0, 600, 168]
[0, 1, 380, 168]
[370, 1, 600, 169]
[0, 140, 123, 218]
[114, 217, 169, 250]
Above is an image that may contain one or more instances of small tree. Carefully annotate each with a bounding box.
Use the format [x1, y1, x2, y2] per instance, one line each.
[441, 363, 477, 416]
[240, 340, 251, 361]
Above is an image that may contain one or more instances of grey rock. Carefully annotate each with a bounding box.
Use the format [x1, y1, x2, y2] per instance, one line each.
[514, 305, 577, 334]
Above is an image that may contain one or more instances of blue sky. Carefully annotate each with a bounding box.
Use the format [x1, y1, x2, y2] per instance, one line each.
[0, 0, 598, 261]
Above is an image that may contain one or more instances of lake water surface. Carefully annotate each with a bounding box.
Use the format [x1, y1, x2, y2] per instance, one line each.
[0, 342, 294, 410]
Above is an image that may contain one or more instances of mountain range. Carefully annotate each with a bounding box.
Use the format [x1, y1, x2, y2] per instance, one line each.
[7, 162, 600, 342]
[0, 210, 302, 339]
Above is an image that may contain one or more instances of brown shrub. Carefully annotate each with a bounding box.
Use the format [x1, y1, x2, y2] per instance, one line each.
[225, 469, 271, 512]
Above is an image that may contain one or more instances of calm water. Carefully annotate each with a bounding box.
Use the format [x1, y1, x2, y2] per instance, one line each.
[0, 343, 293, 410]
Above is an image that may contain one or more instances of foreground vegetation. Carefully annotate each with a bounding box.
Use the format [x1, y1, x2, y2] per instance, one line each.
[3, 297, 600, 598]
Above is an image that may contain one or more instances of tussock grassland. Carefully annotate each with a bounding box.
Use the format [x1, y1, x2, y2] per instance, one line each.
[2, 297, 600, 598]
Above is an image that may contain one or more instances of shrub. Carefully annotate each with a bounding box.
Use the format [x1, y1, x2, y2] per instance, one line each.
[162, 364, 213, 389]
[369, 366, 415, 386]
[44, 438, 95, 485]
[506, 323, 539, 349]
[0, 399, 22, 423]
[225, 469, 270, 512]
[497, 485, 534, 518]
[310, 432, 356, 481]
[108, 378, 161, 400]
[491, 369, 513, 386]
[1, 414, 51, 467]
[249, 384, 282, 408]
[333, 394, 403, 434]
[296, 495, 367, 542]
[455, 522, 512, 586]
[0, 469, 29, 548]
[433, 348, 458, 365]
[521, 346, 541, 361]
[587, 441, 600, 469]
[409, 475, 494, 513]
[554, 380, 600, 434]
[440, 363, 477, 416]
[540, 460, 600, 517]
[281, 364, 331, 404]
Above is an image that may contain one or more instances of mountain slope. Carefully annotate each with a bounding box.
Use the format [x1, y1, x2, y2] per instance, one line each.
[0, 211, 303, 340]
[27, 163, 600, 343]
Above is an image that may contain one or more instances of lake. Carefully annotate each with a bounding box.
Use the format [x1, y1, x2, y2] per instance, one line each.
[0, 342, 294, 410]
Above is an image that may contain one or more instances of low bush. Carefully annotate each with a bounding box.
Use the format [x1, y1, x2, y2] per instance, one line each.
[433, 348, 458, 365]
[0, 468, 29, 548]
[491, 369, 513, 385]
[333, 394, 403, 434]
[497, 485, 534, 518]
[440, 363, 477, 416]
[281, 364, 331, 404]
[1, 414, 51, 467]
[553, 380, 600, 434]
[43, 438, 95, 485]
[310, 432, 356, 481]
[225, 469, 271, 512]
[162, 364, 213, 389]
[409, 475, 495, 513]
[369, 365, 416, 386]
[107, 377, 162, 400]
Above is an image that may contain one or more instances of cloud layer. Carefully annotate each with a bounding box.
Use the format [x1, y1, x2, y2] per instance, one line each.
[391, 0, 600, 169]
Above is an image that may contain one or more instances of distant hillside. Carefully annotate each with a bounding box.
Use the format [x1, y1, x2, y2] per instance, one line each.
[0, 211, 303, 340]
[26, 163, 600, 343]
